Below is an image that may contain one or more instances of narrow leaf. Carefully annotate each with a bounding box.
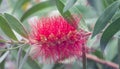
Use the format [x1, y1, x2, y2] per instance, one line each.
[92, 1, 120, 38]
[55, 0, 77, 28]
[0, 59, 5, 69]
[25, 55, 41, 69]
[19, 47, 31, 69]
[17, 48, 22, 68]
[118, 37, 120, 68]
[4, 13, 28, 38]
[53, 63, 64, 69]
[0, 51, 9, 63]
[100, 17, 120, 50]
[104, 39, 118, 61]
[0, 52, 5, 69]
[12, 0, 30, 13]
[0, 15, 17, 40]
[0, 0, 2, 6]
[22, 47, 41, 69]
[20, 1, 55, 22]
[63, 0, 77, 12]
[11, 45, 41, 69]
[105, 0, 116, 6]
[72, 7, 89, 31]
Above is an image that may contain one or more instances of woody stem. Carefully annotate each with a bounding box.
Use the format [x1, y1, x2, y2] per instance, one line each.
[86, 54, 119, 69]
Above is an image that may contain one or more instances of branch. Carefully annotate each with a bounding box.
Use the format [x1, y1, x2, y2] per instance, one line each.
[0, 44, 26, 52]
[86, 54, 119, 69]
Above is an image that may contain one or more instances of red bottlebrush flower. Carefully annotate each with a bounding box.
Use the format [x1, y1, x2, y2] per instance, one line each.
[29, 16, 91, 63]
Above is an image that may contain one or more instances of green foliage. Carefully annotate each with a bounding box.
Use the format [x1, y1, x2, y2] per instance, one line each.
[105, 0, 117, 6]
[0, 52, 5, 69]
[4, 13, 28, 38]
[55, 0, 77, 28]
[12, 0, 30, 13]
[0, 0, 2, 6]
[11, 46, 41, 69]
[0, 15, 17, 40]
[104, 39, 118, 60]
[63, 0, 77, 12]
[0, 60, 5, 69]
[118, 38, 120, 68]
[20, 1, 55, 22]
[100, 17, 120, 50]
[92, 1, 120, 38]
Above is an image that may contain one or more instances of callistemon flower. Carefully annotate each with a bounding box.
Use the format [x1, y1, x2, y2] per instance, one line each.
[29, 16, 91, 63]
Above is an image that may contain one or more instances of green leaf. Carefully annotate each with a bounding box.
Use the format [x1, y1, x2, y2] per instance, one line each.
[19, 47, 31, 69]
[72, 7, 89, 31]
[55, 0, 77, 28]
[53, 63, 64, 69]
[63, 0, 77, 12]
[105, 0, 117, 6]
[104, 39, 118, 61]
[0, 60, 5, 69]
[11, 45, 41, 69]
[25, 56, 41, 69]
[100, 17, 120, 50]
[20, 1, 55, 22]
[102, 0, 108, 8]
[92, 1, 120, 38]
[118, 37, 120, 67]
[0, 0, 2, 6]
[111, 10, 120, 22]
[0, 15, 17, 40]
[0, 51, 9, 63]
[17, 48, 22, 68]
[4, 13, 28, 38]
[12, 0, 30, 13]
[0, 52, 5, 69]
